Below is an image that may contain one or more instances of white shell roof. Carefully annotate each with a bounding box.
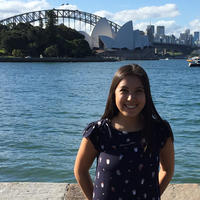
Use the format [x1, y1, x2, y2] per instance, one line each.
[80, 18, 150, 50]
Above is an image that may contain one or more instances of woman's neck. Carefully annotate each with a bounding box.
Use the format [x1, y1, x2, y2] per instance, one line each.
[111, 114, 144, 133]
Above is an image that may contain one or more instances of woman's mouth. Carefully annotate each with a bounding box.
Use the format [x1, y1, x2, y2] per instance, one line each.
[125, 105, 137, 109]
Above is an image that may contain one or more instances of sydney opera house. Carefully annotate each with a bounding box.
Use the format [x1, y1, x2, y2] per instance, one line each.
[80, 18, 150, 50]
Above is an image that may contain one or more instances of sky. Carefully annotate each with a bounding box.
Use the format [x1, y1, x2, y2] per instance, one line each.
[0, 0, 200, 37]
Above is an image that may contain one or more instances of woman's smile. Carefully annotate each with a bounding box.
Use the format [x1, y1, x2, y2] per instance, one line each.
[124, 104, 137, 109]
[115, 75, 146, 119]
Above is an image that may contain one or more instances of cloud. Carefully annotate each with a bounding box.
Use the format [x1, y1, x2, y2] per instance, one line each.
[189, 19, 200, 33]
[133, 22, 149, 32]
[155, 20, 183, 36]
[0, 0, 50, 20]
[94, 4, 183, 37]
[57, 4, 78, 10]
[133, 20, 183, 37]
[0, 2, 186, 38]
[94, 10, 114, 19]
[94, 4, 180, 25]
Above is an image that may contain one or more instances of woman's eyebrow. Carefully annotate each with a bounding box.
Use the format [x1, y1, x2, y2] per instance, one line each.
[120, 86, 128, 88]
[120, 86, 144, 89]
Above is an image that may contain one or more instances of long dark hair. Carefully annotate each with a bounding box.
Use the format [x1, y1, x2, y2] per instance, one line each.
[101, 64, 172, 150]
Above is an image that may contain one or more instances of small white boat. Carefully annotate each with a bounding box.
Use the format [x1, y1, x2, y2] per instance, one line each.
[187, 56, 200, 67]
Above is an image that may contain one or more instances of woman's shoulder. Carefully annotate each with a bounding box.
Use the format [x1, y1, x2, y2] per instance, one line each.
[83, 118, 108, 136]
[82, 119, 109, 151]
[85, 118, 108, 129]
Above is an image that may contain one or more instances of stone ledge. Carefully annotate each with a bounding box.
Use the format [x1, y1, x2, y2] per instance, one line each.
[0, 183, 199, 200]
[0, 182, 68, 200]
[161, 184, 200, 200]
[66, 183, 200, 200]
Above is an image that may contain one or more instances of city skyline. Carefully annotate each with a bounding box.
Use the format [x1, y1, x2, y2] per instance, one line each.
[0, 0, 200, 37]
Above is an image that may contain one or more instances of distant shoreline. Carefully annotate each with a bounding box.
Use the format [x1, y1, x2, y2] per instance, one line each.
[0, 56, 162, 63]
[0, 56, 120, 62]
[0, 56, 187, 63]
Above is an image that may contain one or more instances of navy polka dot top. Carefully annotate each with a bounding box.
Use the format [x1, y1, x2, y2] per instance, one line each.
[83, 119, 172, 200]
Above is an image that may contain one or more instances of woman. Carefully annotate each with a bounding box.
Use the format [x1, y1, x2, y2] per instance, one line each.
[74, 64, 174, 200]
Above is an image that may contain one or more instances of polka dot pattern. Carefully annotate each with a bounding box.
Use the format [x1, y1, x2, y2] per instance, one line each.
[83, 119, 172, 200]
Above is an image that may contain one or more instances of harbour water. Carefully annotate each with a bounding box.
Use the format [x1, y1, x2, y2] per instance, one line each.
[0, 59, 199, 183]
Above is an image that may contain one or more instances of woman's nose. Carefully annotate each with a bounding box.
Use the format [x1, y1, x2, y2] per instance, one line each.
[127, 93, 135, 101]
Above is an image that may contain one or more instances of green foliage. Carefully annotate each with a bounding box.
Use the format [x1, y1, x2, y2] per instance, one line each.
[45, 10, 57, 45]
[12, 49, 24, 57]
[0, 10, 92, 58]
[71, 39, 92, 57]
[167, 51, 183, 56]
[0, 49, 6, 56]
[45, 10, 57, 28]
[26, 26, 47, 56]
[0, 24, 9, 33]
[13, 23, 33, 32]
[57, 24, 84, 40]
[44, 45, 59, 57]
[0, 49, 5, 53]
[1, 30, 28, 53]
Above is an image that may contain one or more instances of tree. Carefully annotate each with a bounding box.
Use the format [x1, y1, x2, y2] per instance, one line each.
[71, 39, 92, 57]
[57, 24, 84, 41]
[44, 45, 59, 57]
[45, 10, 57, 45]
[0, 25, 9, 48]
[26, 26, 47, 56]
[1, 31, 28, 53]
[12, 49, 24, 57]
[13, 23, 33, 32]
[39, 18, 44, 28]
[0, 24, 8, 33]
[0, 21, 92, 57]
[54, 36, 72, 57]
[45, 10, 57, 28]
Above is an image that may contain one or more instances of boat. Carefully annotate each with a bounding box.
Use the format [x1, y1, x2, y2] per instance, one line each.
[187, 56, 200, 67]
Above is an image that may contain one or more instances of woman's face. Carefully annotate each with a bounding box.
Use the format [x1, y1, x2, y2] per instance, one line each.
[114, 75, 146, 120]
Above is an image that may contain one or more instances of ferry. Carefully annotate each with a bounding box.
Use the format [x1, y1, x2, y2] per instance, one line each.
[187, 56, 200, 67]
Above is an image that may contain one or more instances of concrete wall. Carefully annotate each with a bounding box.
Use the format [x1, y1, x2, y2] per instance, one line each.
[0, 183, 199, 200]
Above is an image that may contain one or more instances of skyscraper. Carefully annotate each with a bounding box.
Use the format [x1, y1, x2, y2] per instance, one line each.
[146, 25, 155, 43]
[194, 32, 199, 42]
[156, 26, 165, 36]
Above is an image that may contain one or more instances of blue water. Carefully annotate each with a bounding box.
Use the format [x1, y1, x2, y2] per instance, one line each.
[0, 60, 199, 183]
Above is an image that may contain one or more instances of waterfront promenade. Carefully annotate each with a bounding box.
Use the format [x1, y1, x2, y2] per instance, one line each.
[0, 183, 199, 200]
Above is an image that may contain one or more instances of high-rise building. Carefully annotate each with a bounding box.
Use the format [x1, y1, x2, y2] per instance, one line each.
[147, 25, 155, 34]
[156, 26, 165, 36]
[179, 29, 193, 45]
[185, 29, 190, 35]
[194, 32, 199, 41]
[146, 25, 155, 43]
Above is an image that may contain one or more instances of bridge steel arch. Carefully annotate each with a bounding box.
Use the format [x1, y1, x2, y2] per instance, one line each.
[0, 9, 121, 32]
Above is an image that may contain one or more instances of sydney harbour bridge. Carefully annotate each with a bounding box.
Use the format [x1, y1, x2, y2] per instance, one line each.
[0, 9, 198, 54]
[0, 9, 121, 33]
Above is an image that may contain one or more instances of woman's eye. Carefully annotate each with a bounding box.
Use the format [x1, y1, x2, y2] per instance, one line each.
[136, 90, 142, 93]
[135, 89, 144, 94]
[120, 89, 128, 93]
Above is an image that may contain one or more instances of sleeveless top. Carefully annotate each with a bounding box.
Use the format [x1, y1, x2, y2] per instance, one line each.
[83, 118, 172, 200]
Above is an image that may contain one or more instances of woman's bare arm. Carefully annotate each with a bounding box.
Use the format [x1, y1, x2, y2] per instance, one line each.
[159, 137, 175, 195]
[74, 138, 98, 200]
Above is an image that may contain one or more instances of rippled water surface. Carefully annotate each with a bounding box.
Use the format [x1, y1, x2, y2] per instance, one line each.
[0, 60, 199, 183]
